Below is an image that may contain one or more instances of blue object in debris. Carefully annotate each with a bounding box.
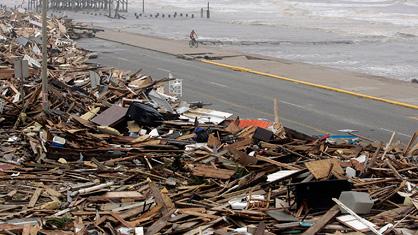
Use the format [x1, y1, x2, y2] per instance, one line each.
[319, 134, 360, 144]
[299, 221, 314, 227]
[51, 136, 66, 148]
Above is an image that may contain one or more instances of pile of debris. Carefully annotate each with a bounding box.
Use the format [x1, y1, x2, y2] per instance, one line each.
[1, 9, 418, 235]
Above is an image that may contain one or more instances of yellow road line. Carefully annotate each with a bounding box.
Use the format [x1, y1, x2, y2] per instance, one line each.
[201, 60, 418, 110]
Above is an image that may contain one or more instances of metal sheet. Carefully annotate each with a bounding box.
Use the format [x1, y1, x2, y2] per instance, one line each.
[91, 105, 128, 127]
[89, 71, 100, 89]
[23, 54, 41, 68]
[149, 90, 174, 113]
[14, 59, 29, 79]
[16, 36, 29, 46]
[182, 108, 233, 124]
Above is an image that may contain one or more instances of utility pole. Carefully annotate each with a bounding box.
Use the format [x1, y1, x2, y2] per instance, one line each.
[41, 0, 49, 113]
[108, 0, 112, 18]
[142, 0, 144, 13]
[207, 1, 210, 19]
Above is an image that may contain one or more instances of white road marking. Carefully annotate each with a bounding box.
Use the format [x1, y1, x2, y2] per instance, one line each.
[208, 81, 228, 88]
[116, 56, 130, 62]
[380, 128, 411, 138]
[280, 100, 306, 110]
[157, 68, 171, 73]
[408, 116, 418, 121]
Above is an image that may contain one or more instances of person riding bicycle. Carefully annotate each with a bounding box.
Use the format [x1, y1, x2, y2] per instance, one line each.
[190, 30, 198, 44]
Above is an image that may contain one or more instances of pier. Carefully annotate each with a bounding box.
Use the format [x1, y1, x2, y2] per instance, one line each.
[27, 0, 128, 13]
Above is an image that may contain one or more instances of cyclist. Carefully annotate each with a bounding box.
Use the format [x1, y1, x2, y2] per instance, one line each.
[190, 30, 198, 45]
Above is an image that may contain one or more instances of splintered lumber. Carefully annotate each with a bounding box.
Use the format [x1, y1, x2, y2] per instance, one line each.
[72, 182, 114, 196]
[0, 7, 416, 235]
[302, 205, 340, 235]
[149, 181, 173, 215]
[191, 164, 235, 179]
[145, 209, 175, 235]
[305, 159, 344, 179]
[88, 191, 145, 201]
[183, 217, 224, 235]
[28, 188, 43, 208]
[130, 205, 162, 226]
[256, 155, 300, 170]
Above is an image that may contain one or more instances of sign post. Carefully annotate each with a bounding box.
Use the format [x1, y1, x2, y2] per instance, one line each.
[41, 0, 49, 112]
[14, 59, 29, 102]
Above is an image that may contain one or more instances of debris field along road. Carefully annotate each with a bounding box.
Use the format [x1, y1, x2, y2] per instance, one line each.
[78, 38, 418, 142]
[1, 8, 417, 235]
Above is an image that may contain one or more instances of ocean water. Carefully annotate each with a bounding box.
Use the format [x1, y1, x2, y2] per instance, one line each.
[4, 0, 418, 81]
[129, 0, 418, 81]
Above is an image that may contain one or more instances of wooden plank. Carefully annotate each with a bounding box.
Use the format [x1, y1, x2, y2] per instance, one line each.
[228, 147, 257, 166]
[43, 185, 61, 198]
[385, 159, 403, 180]
[183, 217, 224, 235]
[110, 212, 135, 228]
[302, 205, 340, 235]
[88, 192, 145, 202]
[207, 133, 221, 148]
[224, 119, 241, 134]
[145, 209, 175, 235]
[191, 164, 235, 180]
[173, 221, 200, 232]
[149, 181, 169, 215]
[403, 130, 418, 156]
[28, 188, 43, 208]
[178, 209, 219, 220]
[101, 191, 143, 199]
[130, 205, 162, 226]
[256, 155, 300, 170]
[91, 157, 107, 171]
[228, 137, 252, 150]
[305, 159, 344, 179]
[254, 221, 266, 235]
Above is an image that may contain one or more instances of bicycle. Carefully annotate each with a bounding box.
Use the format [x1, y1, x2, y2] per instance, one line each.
[189, 39, 199, 48]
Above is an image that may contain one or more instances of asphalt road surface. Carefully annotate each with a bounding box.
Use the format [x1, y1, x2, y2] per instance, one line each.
[78, 38, 418, 142]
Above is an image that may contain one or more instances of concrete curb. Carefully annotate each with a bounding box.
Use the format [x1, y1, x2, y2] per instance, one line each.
[95, 35, 177, 57]
[201, 60, 418, 110]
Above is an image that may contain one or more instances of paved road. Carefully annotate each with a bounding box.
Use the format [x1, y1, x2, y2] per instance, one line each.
[78, 38, 418, 142]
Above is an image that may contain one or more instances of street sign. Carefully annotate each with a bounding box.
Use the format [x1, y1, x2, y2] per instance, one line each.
[14, 59, 29, 102]
[14, 59, 29, 79]
[169, 79, 183, 97]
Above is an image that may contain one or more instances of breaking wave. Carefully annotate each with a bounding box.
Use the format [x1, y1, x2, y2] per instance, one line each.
[199, 39, 358, 46]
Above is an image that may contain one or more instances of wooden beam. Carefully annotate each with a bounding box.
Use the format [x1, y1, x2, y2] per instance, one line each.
[302, 205, 340, 235]
[28, 188, 43, 208]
